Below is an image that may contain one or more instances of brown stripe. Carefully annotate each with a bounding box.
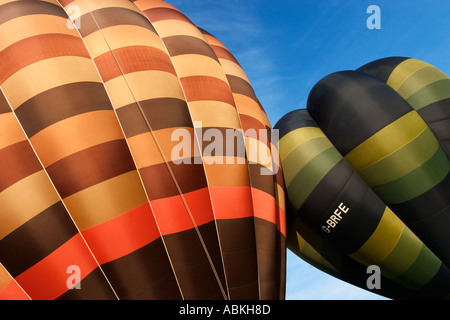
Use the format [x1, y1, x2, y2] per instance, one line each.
[180, 76, 235, 106]
[163, 35, 219, 62]
[0, 34, 90, 84]
[117, 98, 193, 138]
[15, 82, 114, 137]
[78, 7, 157, 38]
[0, 202, 78, 277]
[143, 7, 192, 24]
[57, 267, 117, 300]
[46, 139, 137, 199]
[0, 140, 42, 193]
[140, 160, 207, 200]
[216, 217, 259, 299]
[0, 1, 67, 25]
[0, 94, 11, 114]
[199, 127, 247, 159]
[210, 45, 240, 65]
[163, 221, 227, 299]
[100, 237, 182, 299]
[95, 46, 176, 83]
[227, 75, 260, 104]
[249, 163, 276, 196]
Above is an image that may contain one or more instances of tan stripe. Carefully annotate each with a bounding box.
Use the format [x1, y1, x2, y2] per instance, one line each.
[220, 59, 250, 83]
[105, 70, 185, 109]
[0, 170, 60, 240]
[0, 113, 27, 150]
[83, 24, 167, 58]
[29, 110, 124, 167]
[233, 94, 266, 124]
[152, 19, 204, 39]
[171, 54, 227, 82]
[2, 56, 100, 109]
[203, 161, 250, 187]
[63, 171, 148, 230]
[188, 100, 241, 129]
[0, 14, 77, 52]
[132, 0, 176, 11]
[245, 136, 273, 170]
[128, 128, 196, 168]
[66, 0, 142, 18]
[0, 263, 12, 291]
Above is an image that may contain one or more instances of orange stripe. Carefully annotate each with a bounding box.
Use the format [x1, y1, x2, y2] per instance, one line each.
[94, 46, 176, 83]
[15, 234, 98, 300]
[0, 280, 30, 300]
[81, 202, 160, 265]
[152, 188, 216, 235]
[0, 34, 89, 84]
[210, 185, 254, 220]
[252, 188, 286, 237]
[180, 76, 236, 106]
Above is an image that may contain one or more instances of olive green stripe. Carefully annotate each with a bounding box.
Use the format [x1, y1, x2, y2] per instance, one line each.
[379, 226, 423, 279]
[393, 245, 442, 290]
[396, 66, 449, 100]
[372, 146, 450, 204]
[287, 147, 342, 210]
[406, 78, 450, 110]
[357, 127, 439, 187]
[281, 136, 333, 186]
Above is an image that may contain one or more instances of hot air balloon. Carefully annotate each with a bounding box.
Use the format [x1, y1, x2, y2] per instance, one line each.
[276, 57, 450, 299]
[0, 0, 286, 300]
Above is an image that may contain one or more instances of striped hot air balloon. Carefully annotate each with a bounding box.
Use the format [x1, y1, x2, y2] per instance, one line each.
[0, 0, 285, 300]
[276, 57, 450, 299]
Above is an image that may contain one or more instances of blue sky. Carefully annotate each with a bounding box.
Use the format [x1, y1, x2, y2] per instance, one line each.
[168, 0, 450, 300]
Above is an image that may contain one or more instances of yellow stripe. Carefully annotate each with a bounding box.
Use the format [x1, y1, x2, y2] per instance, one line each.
[0, 170, 60, 240]
[396, 66, 449, 100]
[344, 111, 426, 171]
[278, 127, 324, 160]
[387, 58, 430, 91]
[63, 171, 148, 231]
[349, 207, 403, 267]
[356, 126, 438, 187]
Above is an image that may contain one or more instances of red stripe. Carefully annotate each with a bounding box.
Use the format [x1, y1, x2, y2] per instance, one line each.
[15, 234, 98, 300]
[82, 202, 160, 265]
[0, 281, 30, 300]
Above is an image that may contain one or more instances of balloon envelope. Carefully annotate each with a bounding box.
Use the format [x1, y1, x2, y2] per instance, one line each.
[276, 57, 450, 299]
[0, 0, 285, 300]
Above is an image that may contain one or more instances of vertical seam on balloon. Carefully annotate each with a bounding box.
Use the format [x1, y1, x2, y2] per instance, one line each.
[200, 32, 264, 299]
[133, 1, 231, 300]
[57, 0, 180, 299]
[0, 84, 119, 300]
[83, 1, 228, 300]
